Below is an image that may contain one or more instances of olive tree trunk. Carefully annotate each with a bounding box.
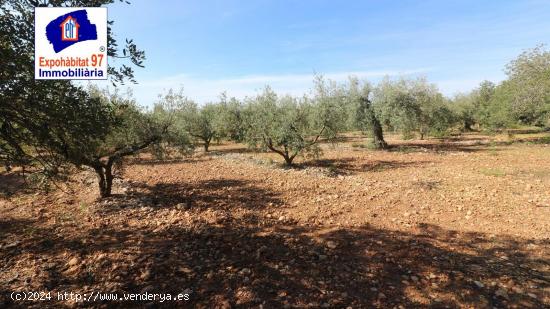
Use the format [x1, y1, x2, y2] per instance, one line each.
[370, 110, 388, 149]
[93, 163, 114, 198]
[88, 136, 161, 198]
[358, 96, 388, 149]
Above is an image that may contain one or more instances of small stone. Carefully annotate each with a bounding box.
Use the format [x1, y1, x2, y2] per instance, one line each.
[66, 265, 80, 274]
[179, 267, 193, 274]
[474, 281, 484, 288]
[140, 285, 154, 293]
[326, 241, 337, 249]
[527, 293, 537, 299]
[495, 288, 509, 299]
[67, 257, 80, 267]
[4, 241, 20, 249]
[240, 268, 252, 275]
[140, 270, 151, 280]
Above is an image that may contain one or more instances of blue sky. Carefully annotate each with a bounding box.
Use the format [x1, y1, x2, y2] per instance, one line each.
[100, 0, 550, 105]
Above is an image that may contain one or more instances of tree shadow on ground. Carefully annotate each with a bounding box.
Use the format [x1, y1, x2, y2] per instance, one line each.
[387, 142, 501, 153]
[300, 158, 431, 176]
[510, 135, 550, 145]
[208, 147, 259, 155]
[388, 132, 550, 152]
[126, 157, 199, 167]
[1, 213, 548, 308]
[1, 175, 549, 308]
[0, 218, 37, 240]
[0, 172, 29, 197]
[92, 178, 285, 219]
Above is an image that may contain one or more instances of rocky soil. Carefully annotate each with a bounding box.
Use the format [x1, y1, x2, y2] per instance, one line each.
[1, 133, 549, 308]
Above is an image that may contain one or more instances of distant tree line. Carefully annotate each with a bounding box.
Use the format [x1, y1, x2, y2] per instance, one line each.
[452, 45, 550, 131]
[151, 43, 550, 167]
[1, 0, 549, 198]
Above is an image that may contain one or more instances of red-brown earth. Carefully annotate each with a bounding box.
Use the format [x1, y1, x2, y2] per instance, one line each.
[1, 132, 549, 308]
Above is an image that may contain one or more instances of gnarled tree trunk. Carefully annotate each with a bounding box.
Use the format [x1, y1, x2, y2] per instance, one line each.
[371, 116, 388, 149]
[88, 135, 162, 198]
[266, 142, 297, 166]
[93, 160, 115, 198]
[365, 100, 388, 149]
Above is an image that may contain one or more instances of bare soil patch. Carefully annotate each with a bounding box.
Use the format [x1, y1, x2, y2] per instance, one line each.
[1, 133, 549, 308]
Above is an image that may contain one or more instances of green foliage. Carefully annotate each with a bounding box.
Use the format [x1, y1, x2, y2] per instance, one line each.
[217, 92, 246, 142]
[504, 45, 550, 126]
[450, 93, 477, 131]
[243, 86, 339, 166]
[311, 75, 348, 139]
[176, 95, 224, 152]
[353, 82, 388, 149]
[83, 88, 190, 197]
[475, 80, 497, 125]
[428, 104, 456, 137]
[150, 90, 195, 159]
[346, 77, 372, 131]
[0, 0, 147, 197]
[372, 77, 455, 139]
[451, 46, 550, 130]
[80, 87, 182, 157]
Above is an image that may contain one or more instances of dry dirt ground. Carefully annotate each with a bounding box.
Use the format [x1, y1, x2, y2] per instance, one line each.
[1, 132, 549, 308]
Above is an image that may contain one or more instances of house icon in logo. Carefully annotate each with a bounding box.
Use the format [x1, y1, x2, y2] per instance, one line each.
[60, 16, 79, 41]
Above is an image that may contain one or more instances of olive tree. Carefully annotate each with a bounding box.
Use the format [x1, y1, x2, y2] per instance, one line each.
[0, 0, 148, 197]
[347, 78, 389, 149]
[409, 79, 456, 139]
[179, 100, 223, 152]
[457, 46, 550, 130]
[504, 45, 550, 126]
[373, 77, 454, 140]
[71, 87, 189, 198]
[217, 93, 246, 142]
[148, 90, 196, 160]
[243, 86, 341, 166]
[451, 80, 498, 131]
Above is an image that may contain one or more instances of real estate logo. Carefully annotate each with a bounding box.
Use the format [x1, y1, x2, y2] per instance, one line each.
[35, 7, 107, 80]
